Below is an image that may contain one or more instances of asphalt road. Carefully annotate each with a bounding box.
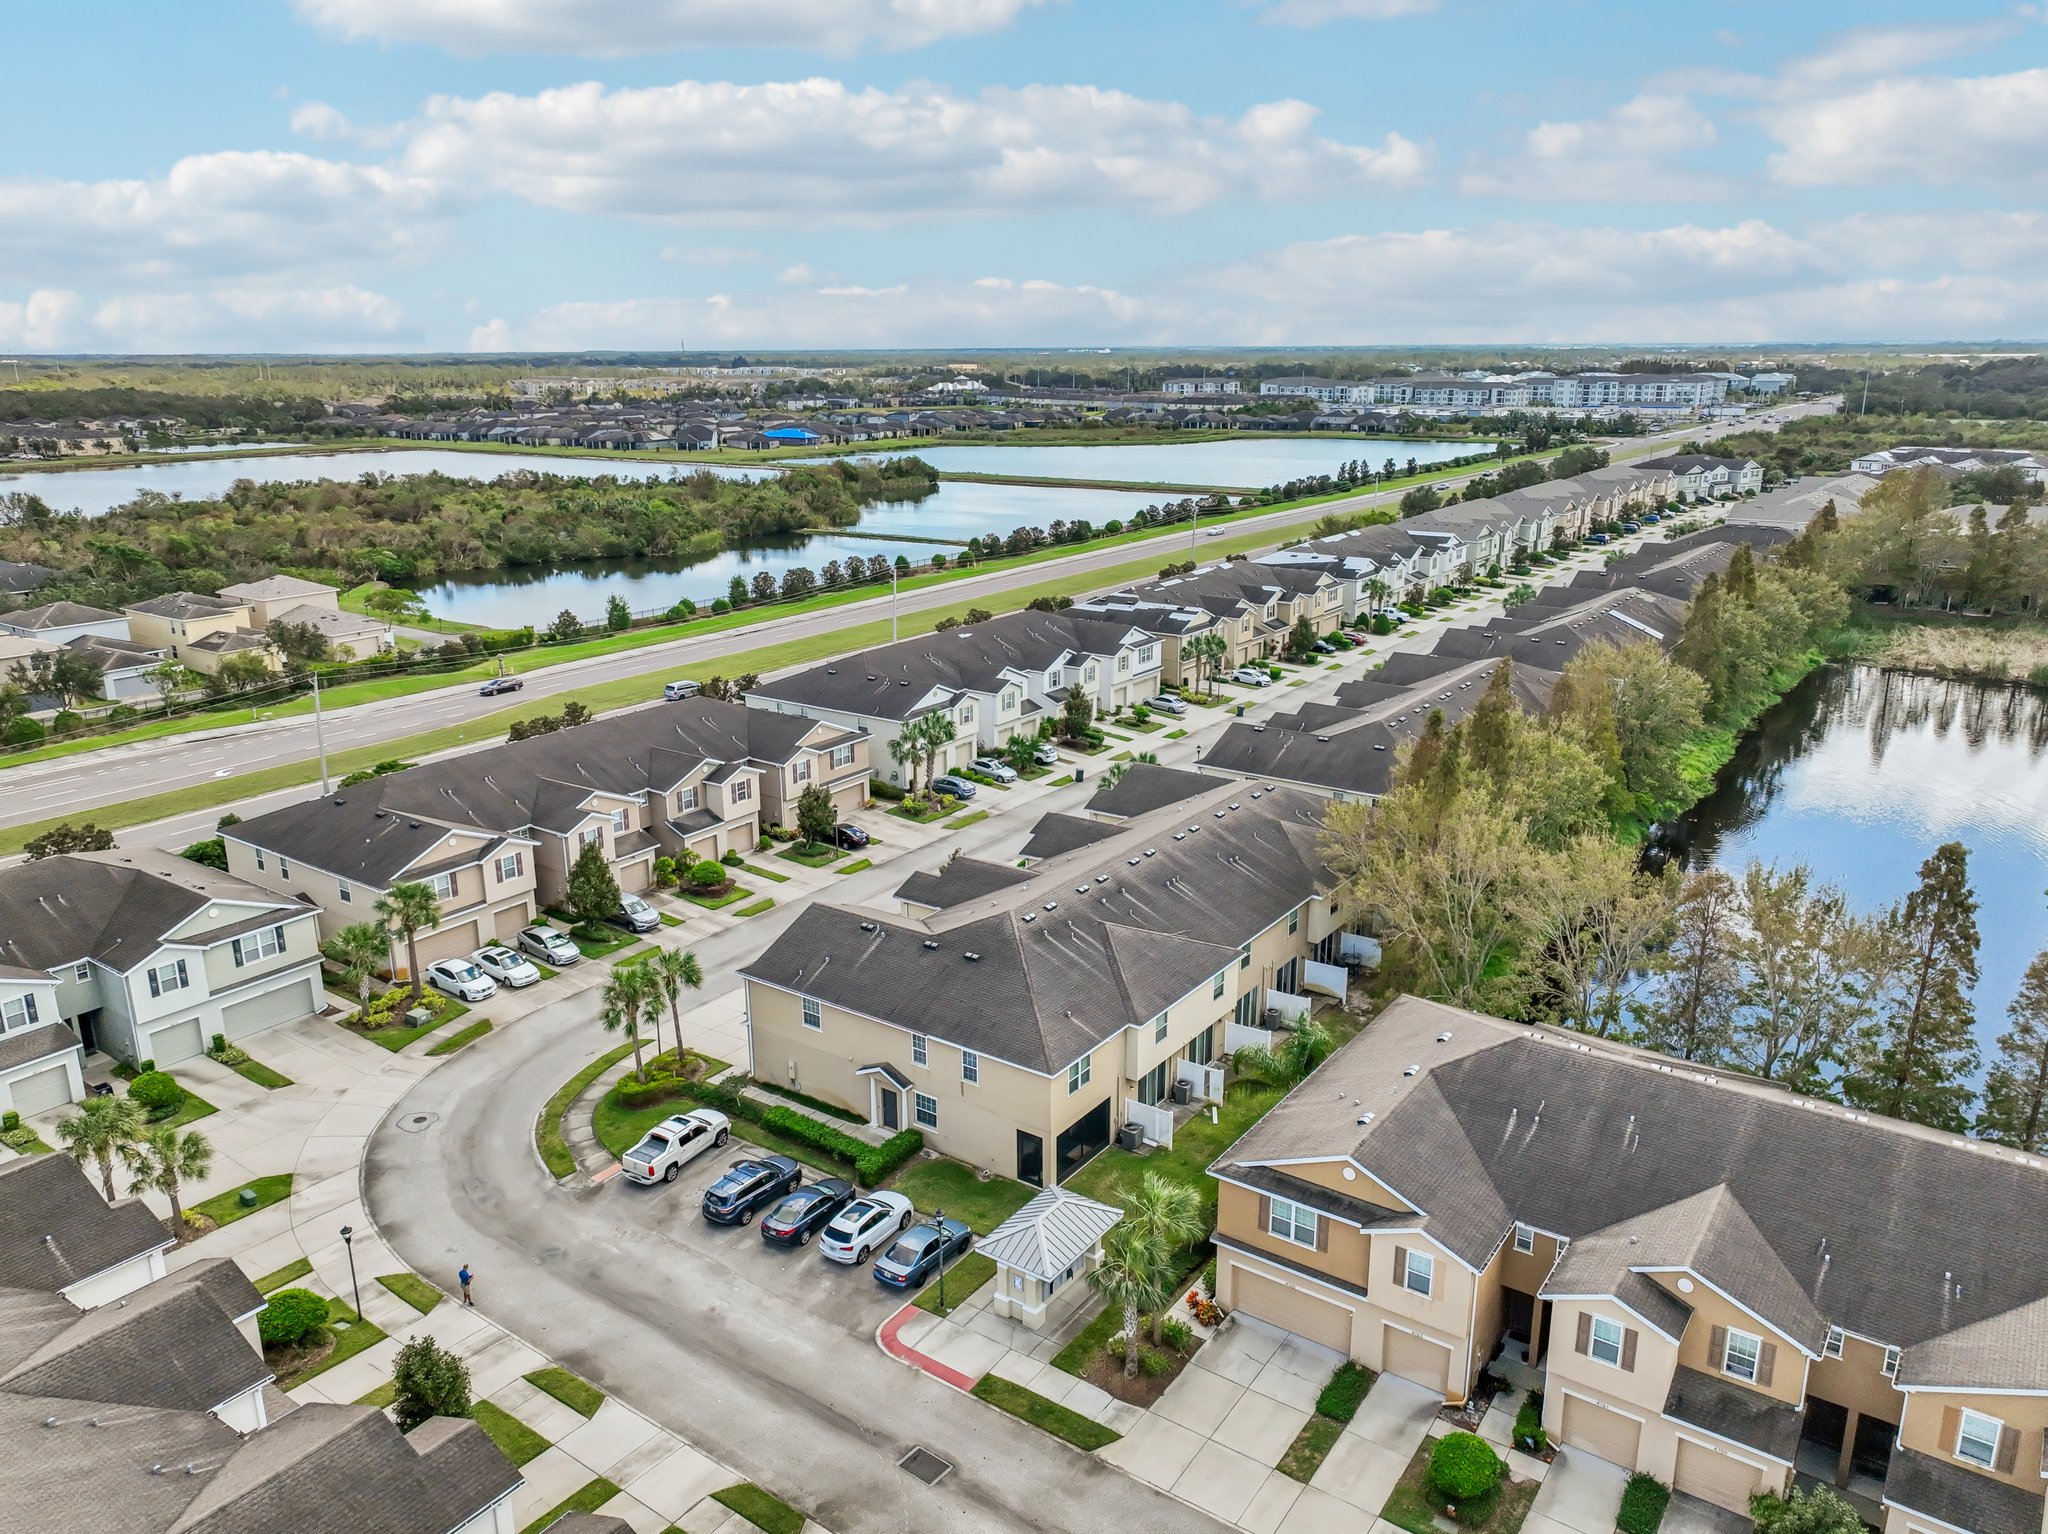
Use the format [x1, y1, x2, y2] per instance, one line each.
[0, 405, 1830, 835]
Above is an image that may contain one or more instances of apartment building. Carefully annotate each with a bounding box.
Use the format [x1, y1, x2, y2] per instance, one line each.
[1162, 377, 1241, 395]
[226, 700, 862, 968]
[744, 609, 1162, 789]
[741, 779, 1342, 1186]
[1212, 995, 2048, 1534]
[0, 850, 324, 1091]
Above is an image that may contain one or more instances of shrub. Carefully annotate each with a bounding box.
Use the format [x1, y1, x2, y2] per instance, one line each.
[1618, 1474, 1670, 1534]
[108, 704, 140, 723]
[652, 856, 680, 889]
[1429, 1432, 1503, 1504]
[1202, 1256, 1218, 1297]
[757, 836, 773, 851]
[854, 1129, 924, 1185]
[50, 710, 84, 735]
[1513, 1391, 1548, 1453]
[721, 849, 743, 867]
[391, 1335, 473, 1433]
[2, 716, 46, 745]
[870, 779, 906, 801]
[1160, 1317, 1193, 1351]
[614, 1074, 682, 1109]
[1, 1110, 18, 1133]
[687, 861, 729, 888]
[128, 1070, 185, 1119]
[258, 1287, 330, 1346]
[1316, 1362, 1374, 1423]
[1749, 1485, 1862, 1534]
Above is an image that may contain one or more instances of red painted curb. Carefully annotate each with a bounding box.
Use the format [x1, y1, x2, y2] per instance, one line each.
[878, 1301, 978, 1391]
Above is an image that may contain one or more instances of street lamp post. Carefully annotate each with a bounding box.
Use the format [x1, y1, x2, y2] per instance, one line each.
[929, 1207, 948, 1313]
[890, 562, 900, 644]
[339, 1224, 362, 1320]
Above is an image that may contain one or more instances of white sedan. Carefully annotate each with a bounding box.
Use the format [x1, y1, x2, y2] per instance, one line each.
[425, 958, 498, 1003]
[1231, 666, 1274, 687]
[816, 1190, 916, 1265]
[618, 1110, 730, 1185]
[471, 945, 541, 989]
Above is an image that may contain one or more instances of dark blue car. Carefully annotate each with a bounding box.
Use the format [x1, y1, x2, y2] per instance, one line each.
[702, 1156, 801, 1226]
[872, 1217, 974, 1290]
[760, 1178, 856, 1248]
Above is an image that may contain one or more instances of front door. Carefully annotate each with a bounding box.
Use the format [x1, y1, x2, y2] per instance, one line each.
[1016, 1131, 1044, 1187]
[879, 1089, 900, 1131]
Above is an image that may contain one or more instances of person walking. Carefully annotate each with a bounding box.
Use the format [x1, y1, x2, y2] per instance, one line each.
[458, 1263, 474, 1306]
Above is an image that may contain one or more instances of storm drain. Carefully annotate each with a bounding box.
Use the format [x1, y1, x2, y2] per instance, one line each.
[898, 1447, 952, 1485]
[398, 1112, 438, 1134]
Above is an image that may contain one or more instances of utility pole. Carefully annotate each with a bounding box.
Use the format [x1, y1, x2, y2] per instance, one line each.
[1860, 369, 1871, 415]
[313, 672, 330, 795]
[890, 562, 900, 644]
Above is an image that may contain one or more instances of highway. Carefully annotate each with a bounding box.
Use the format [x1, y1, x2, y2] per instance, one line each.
[0, 403, 1831, 835]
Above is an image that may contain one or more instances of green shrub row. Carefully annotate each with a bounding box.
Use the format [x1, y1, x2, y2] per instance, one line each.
[662, 1077, 923, 1185]
[1617, 1473, 1670, 1534]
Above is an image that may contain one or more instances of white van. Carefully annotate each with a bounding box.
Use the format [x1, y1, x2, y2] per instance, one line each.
[663, 679, 701, 701]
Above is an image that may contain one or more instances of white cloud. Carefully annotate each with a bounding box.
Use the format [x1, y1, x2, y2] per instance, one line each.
[0, 151, 445, 283]
[1254, 0, 1437, 26]
[294, 0, 1047, 56]
[1778, 19, 2013, 86]
[1768, 67, 2048, 189]
[288, 101, 406, 149]
[0, 290, 85, 350]
[90, 285, 410, 351]
[1460, 94, 1727, 201]
[401, 78, 1427, 223]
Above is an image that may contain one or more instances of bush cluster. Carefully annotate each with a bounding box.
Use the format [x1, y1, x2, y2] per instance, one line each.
[359, 987, 448, 1030]
[1512, 1391, 1549, 1453]
[257, 1287, 329, 1347]
[1617, 1474, 1670, 1534]
[657, 1077, 922, 1184]
[128, 1070, 185, 1119]
[1429, 1431, 1503, 1505]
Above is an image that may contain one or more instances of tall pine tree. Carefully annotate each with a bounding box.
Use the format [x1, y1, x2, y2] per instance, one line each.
[1977, 950, 2048, 1152]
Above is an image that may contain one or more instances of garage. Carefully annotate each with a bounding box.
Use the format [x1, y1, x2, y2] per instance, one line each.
[149, 1017, 206, 1066]
[494, 904, 532, 943]
[1675, 1440, 1766, 1513]
[1231, 1265, 1353, 1353]
[1562, 1395, 1642, 1470]
[1382, 1325, 1454, 1395]
[221, 978, 316, 1041]
[414, 920, 483, 969]
[6, 1063, 74, 1116]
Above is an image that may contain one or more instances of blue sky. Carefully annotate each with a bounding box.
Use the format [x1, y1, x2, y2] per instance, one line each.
[4, 0, 2045, 352]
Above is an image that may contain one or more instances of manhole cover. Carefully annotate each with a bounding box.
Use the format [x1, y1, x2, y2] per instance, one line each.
[898, 1447, 952, 1485]
[398, 1112, 438, 1133]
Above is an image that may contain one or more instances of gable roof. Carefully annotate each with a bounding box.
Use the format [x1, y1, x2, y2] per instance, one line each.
[0, 851, 309, 974]
[216, 576, 336, 603]
[0, 600, 122, 630]
[0, 1157, 170, 1293]
[893, 857, 1034, 912]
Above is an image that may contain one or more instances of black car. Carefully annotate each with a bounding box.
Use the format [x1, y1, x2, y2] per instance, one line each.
[702, 1156, 802, 1226]
[834, 823, 871, 850]
[759, 1177, 856, 1247]
[479, 676, 524, 697]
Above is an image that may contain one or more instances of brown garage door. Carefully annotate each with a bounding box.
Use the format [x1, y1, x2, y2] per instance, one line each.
[1562, 1395, 1642, 1470]
[1382, 1326, 1453, 1395]
[494, 903, 532, 943]
[1230, 1265, 1353, 1353]
[413, 920, 483, 969]
[1675, 1440, 1765, 1512]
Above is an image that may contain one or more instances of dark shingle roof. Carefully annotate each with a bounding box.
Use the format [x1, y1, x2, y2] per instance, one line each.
[0, 1158, 170, 1294]
[0, 851, 307, 973]
[1082, 763, 1213, 821]
[1885, 1449, 2044, 1534]
[1018, 812, 1120, 863]
[0, 1023, 81, 1074]
[1661, 1367, 1803, 1461]
[893, 857, 1034, 911]
[0, 600, 120, 629]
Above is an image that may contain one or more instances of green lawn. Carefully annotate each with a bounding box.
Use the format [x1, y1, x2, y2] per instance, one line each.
[472, 1401, 550, 1467]
[1380, 1442, 1538, 1534]
[1050, 1301, 1123, 1376]
[376, 1272, 443, 1314]
[912, 1251, 996, 1316]
[277, 1300, 387, 1390]
[189, 1174, 293, 1229]
[740, 860, 793, 882]
[885, 1158, 1035, 1234]
[657, 912, 685, 927]
[537, 1043, 637, 1179]
[253, 1256, 312, 1294]
[223, 1056, 293, 1089]
[351, 997, 469, 1052]
[774, 841, 844, 867]
[520, 1478, 621, 1534]
[712, 1484, 806, 1534]
[888, 801, 953, 824]
[1064, 1078, 1289, 1227]
[425, 1019, 493, 1056]
[834, 858, 872, 875]
[734, 898, 776, 917]
[150, 1078, 220, 1129]
[942, 809, 989, 830]
[970, 1376, 1121, 1452]
[683, 882, 753, 910]
[1279, 1415, 1343, 1482]
[355, 1380, 398, 1409]
[524, 1366, 605, 1419]
[540, 911, 639, 958]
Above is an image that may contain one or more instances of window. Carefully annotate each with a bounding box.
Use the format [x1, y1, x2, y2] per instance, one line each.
[961, 1051, 979, 1084]
[73, 964, 90, 983]
[146, 959, 190, 999]
[338, 882, 352, 904]
[1823, 1326, 1844, 1359]
[1139, 646, 1156, 666]
[1267, 1197, 1318, 1248]
[959, 703, 974, 725]
[1514, 1224, 1535, 1255]
[911, 1033, 928, 1067]
[1046, 669, 1059, 689]
[1722, 1329, 1762, 1383]
[1067, 1056, 1091, 1094]
[1153, 1012, 1169, 1043]
[1, 994, 38, 1030]
[1117, 654, 1129, 673]
[731, 779, 751, 803]
[232, 926, 286, 967]
[1587, 1316, 1624, 1366]
[1238, 942, 1252, 972]
[1212, 971, 1227, 1000]
[253, 849, 266, 871]
[496, 852, 524, 883]
[802, 997, 821, 1031]
[1000, 690, 1018, 713]
[1880, 1346, 1900, 1379]
[829, 744, 855, 769]
[609, 808, 629, 832]
[1288, 906, 1300, 935]
[791, 758, 811, 784]
[914, 1093, 939, 1130]
[1955, 1409, 2002, 1469]
[1402, 1249, 1434, 1297]
[577, 828, 603, 851]
[277, 857, 290, 880]
[1084, 665, 1097, 684]
[428, 871, 457, 901]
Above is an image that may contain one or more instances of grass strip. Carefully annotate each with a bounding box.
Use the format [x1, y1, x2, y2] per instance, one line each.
[153, 1079, 219, 1128]
[225, 1057, 293, 1089]
[1278, 1415, 1343, 1482]
[536, 1042, 637, 1179]
[712, 1484, 806, 1534]
[774, 841, 844, 866]
[520, 1477, 621, 1534]
[254, 1257, 312, 1294]
[375, 1272, 443, 1314]
[472, 1400, 550, 1467]
[188, 1174, 293, 1229]
[524, 1366, 605, 1419]
[683, 884, 752, 909]
[942, 809, 989, 829]
[834, 857, 872, 875]
[355, 1380, 398, 1409]
[970, 1376, 1120, 1451]
[1051, 1301, 1123, 1377]
[734, 898, 776, 917]
[657, 912, 684, 927]
[740, 860, 792, 882]
[1317, 1361, 1376, 1422]
[426, 1019, 493, 1056]
[912, 1251, 996, 1316]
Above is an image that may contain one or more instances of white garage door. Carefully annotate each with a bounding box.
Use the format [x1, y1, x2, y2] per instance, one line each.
[1562, 1395, 1642, 1470]
[7, 1064, 73, 1116]
[149, 1017, 206, 1066]
[1675, 1440, 1766, 1513]
[414, 920, 482, 968]
[1382, 1326, 1453, 1395]
[1230, 1266, 1353, 1353]
[222, 978, 316, 1041]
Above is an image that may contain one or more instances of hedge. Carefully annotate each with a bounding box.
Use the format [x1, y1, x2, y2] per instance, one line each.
[1617, 1474, 1670, 1534]
[663, 1077, 922, 1185]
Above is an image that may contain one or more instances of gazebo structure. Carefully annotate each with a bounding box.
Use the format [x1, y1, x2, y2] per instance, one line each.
[980, 1186, 1124, 1331]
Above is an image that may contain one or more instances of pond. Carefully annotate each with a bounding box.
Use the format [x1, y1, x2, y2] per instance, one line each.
[789, 435, 1486, 489]
[1670, 661, 2048, 1059]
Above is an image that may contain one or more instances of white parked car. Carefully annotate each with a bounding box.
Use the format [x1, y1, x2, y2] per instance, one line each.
[1147, 694, 1188, 715]
[425, 958, 498, 1003]
[969, 756, 1018, 783]
[518, 925, 581, 966]
[816, 1190, 916, 1265]
[618, 1109, 731, 1185]
[1231, 666, 1274, 687]
[471, 945, 541, 989]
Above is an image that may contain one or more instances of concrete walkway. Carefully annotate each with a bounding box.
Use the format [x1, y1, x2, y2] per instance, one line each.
[1522, 1447, 1629, 1534]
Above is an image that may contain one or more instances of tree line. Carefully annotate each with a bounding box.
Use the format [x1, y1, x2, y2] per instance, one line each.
[1816, 468, 2048, 616]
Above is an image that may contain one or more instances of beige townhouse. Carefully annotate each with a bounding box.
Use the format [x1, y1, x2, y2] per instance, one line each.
[122, 591, 280, 675]
[1212, 995, 2048, 1534]
[216, 573, 393, 660]
[741, 776, 1343, 1186]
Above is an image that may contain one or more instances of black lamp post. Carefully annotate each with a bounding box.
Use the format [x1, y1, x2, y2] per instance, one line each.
[338, 1225, 362, 1320]
[930, 1207, 948, 1313]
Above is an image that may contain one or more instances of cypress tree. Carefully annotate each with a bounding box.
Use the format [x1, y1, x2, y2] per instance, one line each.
[1977, 951, 2048, 1152]
[1463, 660, 1518, 786]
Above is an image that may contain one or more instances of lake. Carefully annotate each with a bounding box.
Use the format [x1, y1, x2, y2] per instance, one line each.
[788, 435, 1484, 489]
[1673, 661, 2048, 1060]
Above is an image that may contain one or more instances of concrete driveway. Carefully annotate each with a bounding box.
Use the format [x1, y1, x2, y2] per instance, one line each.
[1522, 1447, 1628, 1534]
[1660, 1491, 1752, 1534]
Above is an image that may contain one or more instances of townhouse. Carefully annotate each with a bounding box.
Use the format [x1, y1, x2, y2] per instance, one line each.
[0, 850, 324, 1099]
[741, 778, 1344, 1186]
[1212, 995, 2048, 1534]
[1073, 560, 1348, 684]
[0, 600, 130, 646]
[1638, 453, 1766, 501]
[1, 1156, 522, 1534]
[225, 699, 868, 968]
[1849, 446, 2048, 485]
[744, 609, 1163, 788]
[216, 574, 393, 661]
[122, 591, 280, 676]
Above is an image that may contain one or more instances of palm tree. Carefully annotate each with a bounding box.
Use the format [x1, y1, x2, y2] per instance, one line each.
[323, 920, 389, 1006]
[599, 963, 661, 1082]
[647, 947, 704, 1070]
[887, 731, 919, 797]
[374, 881, 442, 1003]
[1088, 1224, 1161, 1378]
[123, 1124, 213, 1238]
[56, 1094, 144, 1202]
[1125, 1173, 1206, 1343]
